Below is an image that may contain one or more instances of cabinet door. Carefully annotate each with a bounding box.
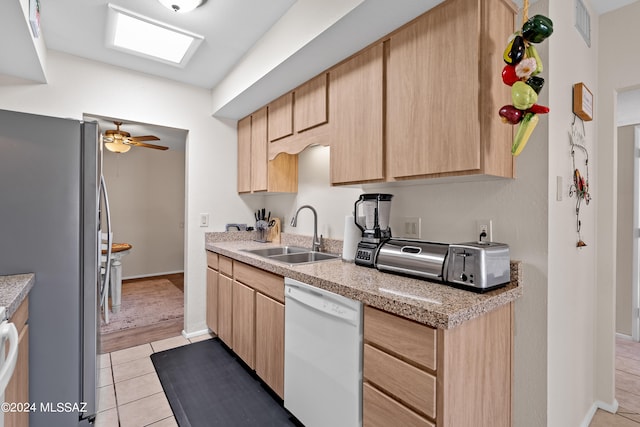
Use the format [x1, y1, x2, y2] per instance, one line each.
[330, 44, 384, 184]
[268, 92, 293, 142]
[387, 0, 480, 178]
[206, 266, 218, 334]
[232, 281, 256, 369]
[251, 107, 268, 192]
[295, 74, 328, 133]
[237, 116, 252, 193]
[218, 274, 233, 347]
[255, 293, 284, 398]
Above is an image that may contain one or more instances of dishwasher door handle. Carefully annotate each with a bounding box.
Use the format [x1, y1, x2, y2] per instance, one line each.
[285, 285, 360, 325]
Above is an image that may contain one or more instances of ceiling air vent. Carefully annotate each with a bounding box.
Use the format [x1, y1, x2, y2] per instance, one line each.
[575, 0, 591, 47]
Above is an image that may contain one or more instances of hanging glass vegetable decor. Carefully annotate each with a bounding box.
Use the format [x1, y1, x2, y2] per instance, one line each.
[498, 0, 553, 156]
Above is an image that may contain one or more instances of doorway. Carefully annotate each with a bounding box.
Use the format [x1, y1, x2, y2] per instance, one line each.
[85, 114, 188, 352]
[615, 91, 640, 343]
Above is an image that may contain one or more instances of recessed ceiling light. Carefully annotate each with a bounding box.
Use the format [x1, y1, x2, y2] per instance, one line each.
[157, 0, 203, 13]
[106, 4, 204, 67]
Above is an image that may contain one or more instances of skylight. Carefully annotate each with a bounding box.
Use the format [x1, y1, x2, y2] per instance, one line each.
[106, 4, 203, 67]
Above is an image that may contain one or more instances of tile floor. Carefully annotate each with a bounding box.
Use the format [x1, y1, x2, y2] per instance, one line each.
[94, 332, 213, 427]
[590, 337, 640, 427]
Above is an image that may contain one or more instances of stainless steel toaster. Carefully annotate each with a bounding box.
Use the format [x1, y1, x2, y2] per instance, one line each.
[444, 242, 510, 291]
[374, 239, 511, 293]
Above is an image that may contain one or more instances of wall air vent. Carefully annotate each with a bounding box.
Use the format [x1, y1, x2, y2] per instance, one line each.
[575, 0, 591, 47]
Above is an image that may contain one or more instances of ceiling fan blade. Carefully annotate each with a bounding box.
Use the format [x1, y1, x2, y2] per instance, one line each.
[127, 141, 169, 151]
[128, 135, 160, 142]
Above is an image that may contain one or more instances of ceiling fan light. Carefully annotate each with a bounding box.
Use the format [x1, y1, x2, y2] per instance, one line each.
[158, 0, 203, 13]
[105, 141, 131, 154]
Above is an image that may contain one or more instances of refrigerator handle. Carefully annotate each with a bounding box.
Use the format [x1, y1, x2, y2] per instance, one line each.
[100, 175, 113, 301]
[0, 322, 19, 395]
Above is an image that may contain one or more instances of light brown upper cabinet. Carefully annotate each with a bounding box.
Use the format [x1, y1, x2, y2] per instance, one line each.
[237, 0, 515, 191]
[329, 43, 384, 185]
[251, 107, 269, 192]
[294, 73, 328, 133]
[386, 0, 515, 181]
[268, 74, 328, 144]
[266, 74, 331, 162]
[268, 92, 294, 142]
[237, 107, 298, 194]
[237, 116, 251, 193]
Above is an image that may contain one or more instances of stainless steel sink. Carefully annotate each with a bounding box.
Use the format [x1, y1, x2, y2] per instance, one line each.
[242, 246, 309, 257]
[269, 251, 340, 264]
[241, 246, 340, 264]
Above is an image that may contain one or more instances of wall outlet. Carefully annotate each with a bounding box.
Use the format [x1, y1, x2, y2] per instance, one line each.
[476, 219, 493, 242]
[402, 217, 421, 239]
[199, 213, 209, 227]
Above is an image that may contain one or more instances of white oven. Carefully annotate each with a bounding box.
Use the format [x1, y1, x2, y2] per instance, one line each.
[0, 307, 19, 427]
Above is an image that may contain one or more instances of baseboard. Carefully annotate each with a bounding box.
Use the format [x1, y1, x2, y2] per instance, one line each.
[123, 270, 184, 281]
[616, 332, 633, 340]
[182, 328, 210, 339]
[580, 399, 619, 427]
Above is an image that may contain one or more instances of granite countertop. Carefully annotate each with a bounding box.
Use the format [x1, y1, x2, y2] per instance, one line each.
[205, 233, 522, 329]
[0, 273, 34, 318]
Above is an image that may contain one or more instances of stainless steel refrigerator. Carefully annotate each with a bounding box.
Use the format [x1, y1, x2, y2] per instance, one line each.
[0, 109, 107, 426]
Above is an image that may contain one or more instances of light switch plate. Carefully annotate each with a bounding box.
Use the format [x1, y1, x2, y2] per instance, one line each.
[199, 213, 209, 227]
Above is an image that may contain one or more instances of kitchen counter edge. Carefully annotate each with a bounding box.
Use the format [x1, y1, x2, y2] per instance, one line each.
[0, 273, 34, 319]
[205, 240, 522, 329]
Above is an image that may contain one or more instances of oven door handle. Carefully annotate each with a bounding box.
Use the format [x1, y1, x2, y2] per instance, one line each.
[0, 321, 18, 394]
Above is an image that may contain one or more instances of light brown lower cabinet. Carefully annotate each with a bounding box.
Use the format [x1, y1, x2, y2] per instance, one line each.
[5, 297, 29, 427]
[206, 266, 218, 334]
[232, 281, 255, 369]
[363, 303, 512, 427]
[255, 293, 284, 398]
[206, 255, 285, 398]
[217, 273, 233, 347]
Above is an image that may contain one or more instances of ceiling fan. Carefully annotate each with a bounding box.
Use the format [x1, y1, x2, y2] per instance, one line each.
[103, 121, 168, 153]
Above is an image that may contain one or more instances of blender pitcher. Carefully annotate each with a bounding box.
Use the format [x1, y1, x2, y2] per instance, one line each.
[354, 193, 393, 242]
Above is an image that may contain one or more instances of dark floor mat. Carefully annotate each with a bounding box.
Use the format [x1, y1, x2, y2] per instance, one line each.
[151, 338, 296, 427]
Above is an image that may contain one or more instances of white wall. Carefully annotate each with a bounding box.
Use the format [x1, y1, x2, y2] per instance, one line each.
[0, 51, 253, 335]
[546, 0, 600, 423]
[597, 0, 640, 408]
[103, 147, 185, 278]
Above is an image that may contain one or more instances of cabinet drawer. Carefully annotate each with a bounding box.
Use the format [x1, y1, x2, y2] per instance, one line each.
[233, 262, 284, 303]
[206, 251, 219, 270]
[219, 255, 233, 277]
[364, 344, 436, 419]
[363, 382, 434, 427]
[364, 305, 436, 371]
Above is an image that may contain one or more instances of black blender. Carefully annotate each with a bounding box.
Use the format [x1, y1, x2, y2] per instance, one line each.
[353, 193, 393, 267]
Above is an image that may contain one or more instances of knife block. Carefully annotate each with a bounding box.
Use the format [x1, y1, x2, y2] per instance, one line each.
[268, 218, 281, 244]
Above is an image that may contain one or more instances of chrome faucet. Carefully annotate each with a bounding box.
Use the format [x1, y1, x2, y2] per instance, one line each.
[290, 205, 323, 252]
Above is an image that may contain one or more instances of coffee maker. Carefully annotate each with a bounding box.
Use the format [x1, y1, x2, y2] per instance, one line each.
[353, 193, 393, 267]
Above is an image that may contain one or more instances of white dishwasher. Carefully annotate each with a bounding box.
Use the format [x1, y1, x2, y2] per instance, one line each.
[284, 278, 363, 427]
